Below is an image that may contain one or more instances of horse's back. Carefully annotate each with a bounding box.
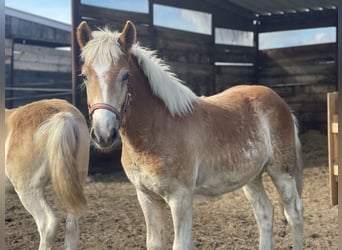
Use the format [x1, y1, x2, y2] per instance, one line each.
[6, 99, 86, 141]
[202, 85, 294, 136]
[5, 99, 88, 186]
[220, 85, 296, 142]
[7, 99, 83, 130]
[205, 85, 289, 110]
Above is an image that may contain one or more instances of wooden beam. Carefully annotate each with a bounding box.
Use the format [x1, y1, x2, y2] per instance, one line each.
[5, 87, 72, 92]
[212, 9, 256, 31]
[327, 92, 338, 206]
[148, 0, 156, 48]
[79, 4, 150, 25]
[338, 2, 342, 93]
[259, 9, 337, 32]
[71, 0, 81, 107]
[9, 39, 14, 108]
[334, 164, 339, 176]
[254, 21, 259, 84]
[202, 0, 255, 20]
[337, 0, 342, 231]
[332, 118, 339, 133]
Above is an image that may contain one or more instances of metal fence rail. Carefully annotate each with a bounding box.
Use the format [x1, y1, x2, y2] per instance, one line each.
[5, 84, 73, 107]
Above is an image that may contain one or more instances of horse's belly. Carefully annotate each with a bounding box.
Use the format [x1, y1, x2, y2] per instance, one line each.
[194, 160, 266, 196]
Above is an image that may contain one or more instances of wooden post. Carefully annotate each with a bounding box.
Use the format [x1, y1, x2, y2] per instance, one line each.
[327, 92, 338, 206]
[8, 39, 15, 108]
[71, 0, 81, 107]
[71, 0, 88, 118]
[254, 19, 260, 84]
[148, 0, 154, 41]
[211, 12, 216, 95]
[337, 0, 342, 210]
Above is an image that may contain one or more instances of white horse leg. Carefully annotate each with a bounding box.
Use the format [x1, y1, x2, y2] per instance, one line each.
[243, 174, 273, 250]
[167, 188, 193, 250]
[269, 172, 303, 250]
[136, 189, 168, 250]
[16, 188, 59, 250]
[64, 213, 80, 250]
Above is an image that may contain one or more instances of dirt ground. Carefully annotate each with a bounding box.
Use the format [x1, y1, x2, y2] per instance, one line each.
[5, 130, 338, 249]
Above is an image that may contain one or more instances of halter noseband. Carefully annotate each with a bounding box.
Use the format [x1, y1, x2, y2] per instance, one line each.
[88, 87, 132, 126]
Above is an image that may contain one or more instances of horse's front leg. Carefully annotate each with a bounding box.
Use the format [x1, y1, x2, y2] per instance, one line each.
[167, 187, 193, 250]
[136, 189, 168, 250]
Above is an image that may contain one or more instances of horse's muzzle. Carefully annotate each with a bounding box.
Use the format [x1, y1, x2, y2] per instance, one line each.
[90, 125, 119, 150]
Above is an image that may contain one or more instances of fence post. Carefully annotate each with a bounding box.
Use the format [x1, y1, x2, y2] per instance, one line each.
[327, 92, 338, 206]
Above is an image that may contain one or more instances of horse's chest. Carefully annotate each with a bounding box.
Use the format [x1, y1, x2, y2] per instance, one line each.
[121, 149, 168, 191]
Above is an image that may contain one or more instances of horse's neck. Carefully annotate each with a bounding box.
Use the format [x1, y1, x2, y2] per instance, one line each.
[121, 57, 169, 144]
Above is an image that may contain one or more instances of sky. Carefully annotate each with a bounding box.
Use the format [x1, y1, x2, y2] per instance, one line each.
[5, 0, 72, 24]
[5, 0, 336, 49]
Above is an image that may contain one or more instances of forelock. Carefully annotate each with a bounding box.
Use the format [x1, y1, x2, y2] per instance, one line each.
[80, 27, 123, 65]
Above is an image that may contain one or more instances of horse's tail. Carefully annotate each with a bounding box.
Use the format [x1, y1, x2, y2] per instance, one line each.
[292, 114, 303, 197]
[35, 112, 87, 216]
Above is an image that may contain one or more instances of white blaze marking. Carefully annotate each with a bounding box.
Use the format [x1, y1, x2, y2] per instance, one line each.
[91, 61, 118, 139]
[93, 61, 110, 103]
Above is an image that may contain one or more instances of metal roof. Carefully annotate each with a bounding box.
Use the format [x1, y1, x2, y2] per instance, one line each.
[5, 7, 71, 47]
[228, 0, 338, 16]
[5, 7, 70, 31]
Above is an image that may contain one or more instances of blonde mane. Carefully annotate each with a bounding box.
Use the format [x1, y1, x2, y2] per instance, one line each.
[131, 45, 197, 116]
[81, 27, 197, 117]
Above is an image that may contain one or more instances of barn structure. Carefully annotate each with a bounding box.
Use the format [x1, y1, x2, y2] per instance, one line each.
[70, 0, 341, 173]
[71, 0, 341, 134]
[5, 7, 72, 108]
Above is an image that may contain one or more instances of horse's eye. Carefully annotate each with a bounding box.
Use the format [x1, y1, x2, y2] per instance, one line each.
[122, 72, 129, 82]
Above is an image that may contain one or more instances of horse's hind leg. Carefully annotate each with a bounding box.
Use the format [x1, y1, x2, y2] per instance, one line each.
[136, 189, 168, 250]
[243, 174, 274, 250]
[268, 170, 303, 250]
[16, 187, 59, 250]
[64, 213, 80, 250]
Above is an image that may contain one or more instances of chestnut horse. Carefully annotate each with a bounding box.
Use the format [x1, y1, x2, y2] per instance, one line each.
[5, 99, 90, 250]
[77, 21, 303, 250]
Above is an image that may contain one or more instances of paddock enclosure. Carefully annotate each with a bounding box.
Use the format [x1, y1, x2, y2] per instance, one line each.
[4, 0, 341, 249]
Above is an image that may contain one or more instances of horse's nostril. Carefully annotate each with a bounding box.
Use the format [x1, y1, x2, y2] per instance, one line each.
[110, 129, 118, 141]
[90, 128, 104, 144]
[91, 127, 117, 148]
[90, 128, 96, 140]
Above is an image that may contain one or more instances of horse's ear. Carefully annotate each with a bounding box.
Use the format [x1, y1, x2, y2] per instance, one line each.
[118, 20, 136, 51]
[77, 21, 93, 48]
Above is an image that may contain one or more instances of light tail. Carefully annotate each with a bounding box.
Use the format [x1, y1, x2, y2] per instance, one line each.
[35, 112, 87, 216]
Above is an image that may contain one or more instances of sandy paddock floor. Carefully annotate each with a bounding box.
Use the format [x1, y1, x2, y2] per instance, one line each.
[5, 130, 338, 249]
